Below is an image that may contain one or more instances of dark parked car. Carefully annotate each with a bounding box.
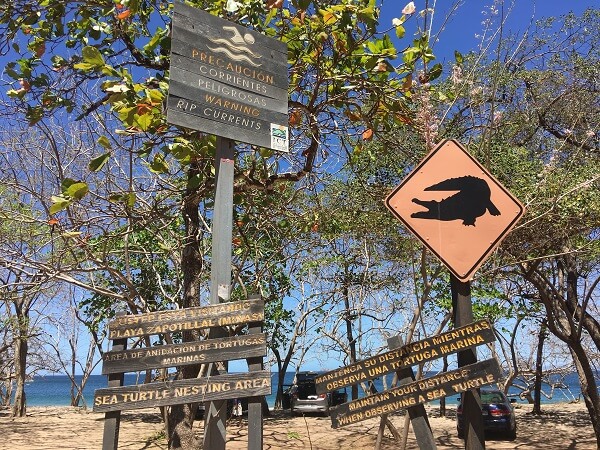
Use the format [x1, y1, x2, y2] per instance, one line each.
[457, 389, 517, 440]
[289, 371, 347, 416]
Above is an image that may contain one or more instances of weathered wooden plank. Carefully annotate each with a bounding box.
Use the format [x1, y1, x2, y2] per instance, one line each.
[173, 3, 287, 55]
[387, 335, 437, 450]
[167, 103, 289, 152]
[330, 358, 501, 428]
[93, 371, 271, 413]
[169, 63, 288, 118]
[101, 335, 126, 450]
[101, 333, 267, 375]
[169, 53, 287, 109]
[167, 94, 281, 138]
[246, 299, 264, 450]
[315, 319, 495, 394]
[169, 33, 288, 92]
[106, 298, 264, 340]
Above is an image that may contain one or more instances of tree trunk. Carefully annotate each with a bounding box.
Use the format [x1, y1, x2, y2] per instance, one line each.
[570, 342, 600, 448]
[166, 163, 204, 449]
[272, 349, 285, 409]
[522, 258, 600, 447]
[11, 333, 27, 417]
[342, 274, 358, 400]
[532, 319, 547, 415]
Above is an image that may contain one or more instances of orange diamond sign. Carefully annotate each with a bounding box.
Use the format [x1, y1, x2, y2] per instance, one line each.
[385, 139, 525, 281]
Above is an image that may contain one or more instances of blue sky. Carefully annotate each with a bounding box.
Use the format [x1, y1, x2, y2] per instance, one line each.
[13, 0, 595, 376]
[381, 0, 598, 64]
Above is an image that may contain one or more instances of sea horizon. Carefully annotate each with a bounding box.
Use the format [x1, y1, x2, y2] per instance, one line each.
[16, 371, 585, 409]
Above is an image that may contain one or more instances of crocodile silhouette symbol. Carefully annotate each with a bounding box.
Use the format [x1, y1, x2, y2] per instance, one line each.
[411, 176, 501, 226]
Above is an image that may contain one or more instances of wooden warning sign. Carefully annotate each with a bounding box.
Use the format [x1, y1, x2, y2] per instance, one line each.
[97, 298, 269, 450]
[107, 298, 264, 340]
[315, 319, 494, 394]
[167, 3, 289, 152]
[94, 371, 271, 413]
[329, 359, 501, 428]
[101, 333, 267, 375]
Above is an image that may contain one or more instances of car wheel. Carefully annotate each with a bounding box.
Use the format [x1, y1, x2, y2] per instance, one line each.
[506, 425, 517, 441]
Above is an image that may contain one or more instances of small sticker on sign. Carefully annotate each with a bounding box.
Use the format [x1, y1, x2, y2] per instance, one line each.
[270, 124, 289, 152]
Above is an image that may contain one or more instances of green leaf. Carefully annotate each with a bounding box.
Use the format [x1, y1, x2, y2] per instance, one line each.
[65, 182, 89, 200]
[5, 64, 20, 79]
[88, 152, 110, 171]
[428, 63, 443, 81]
[81, 46, 105, 67]
[6, 89, 26, 99]
[108, 193, 123, 203]
[50, 198, 70, 214]
[134, 112, 152, 131]
[97, 135, 111, 149]
[454, 50, 464, 65]
[170, 144, 191, 164]
[264, 7, 278, 26]
[125, 192, 136, 208]
[61, 178, 77, 190]
[149, 154, 169, 173]
[73, 62, 95, 72]
[395, 25, 406, 39]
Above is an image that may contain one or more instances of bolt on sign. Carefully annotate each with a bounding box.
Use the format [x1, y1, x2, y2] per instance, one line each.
[385, 139, 525, 281]
[167, 3, 289, 152]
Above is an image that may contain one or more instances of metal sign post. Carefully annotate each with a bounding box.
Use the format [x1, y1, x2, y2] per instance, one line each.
[204, 136, 235, 450]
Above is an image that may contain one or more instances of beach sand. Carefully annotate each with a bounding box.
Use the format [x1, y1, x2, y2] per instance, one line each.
[0, 402, 596, 449]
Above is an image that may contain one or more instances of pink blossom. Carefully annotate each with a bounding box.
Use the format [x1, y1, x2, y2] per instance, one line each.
[402, 2, 416, 15]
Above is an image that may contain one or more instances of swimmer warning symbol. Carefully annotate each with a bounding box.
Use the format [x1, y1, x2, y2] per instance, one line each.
[385, 139, 525, 281]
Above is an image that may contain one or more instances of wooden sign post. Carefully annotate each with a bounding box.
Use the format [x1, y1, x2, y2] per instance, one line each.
[203, 136, 235, 450]
[451, 276, 485, 450]
[96, 298, 268, 450]
[387, 335, 437, 450]
[165, 3, 289, 449]
[315, 320, 500, 435]
[101, 334, 126, 450]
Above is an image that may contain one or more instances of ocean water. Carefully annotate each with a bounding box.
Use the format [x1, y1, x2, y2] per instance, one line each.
[21, 371, 584, 408]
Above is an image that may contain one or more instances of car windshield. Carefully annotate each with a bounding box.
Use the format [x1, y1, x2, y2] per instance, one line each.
[480, 391, 505, 403]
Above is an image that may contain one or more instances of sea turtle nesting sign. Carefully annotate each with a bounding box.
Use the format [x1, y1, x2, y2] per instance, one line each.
[167, 3, 289, 152]
[385, 139, 525, 281]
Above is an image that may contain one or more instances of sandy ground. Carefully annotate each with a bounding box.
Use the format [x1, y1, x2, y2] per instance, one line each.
[0, 402, 596, 449]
